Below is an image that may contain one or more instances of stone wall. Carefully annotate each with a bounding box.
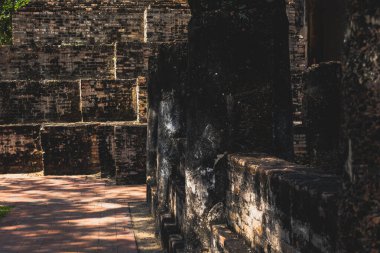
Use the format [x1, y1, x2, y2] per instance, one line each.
[146, 4, 191, 43]
[0, 0, 191, 182]
[338, 0, 380, 251]
[0, 125, 43, 174]
[12, 7, 145, 46]
[0, 45, 115, 80]
[41, 122, 147, 179]
[0, 80, 81, 124]
[81, 79, 137, 122]
[0, 79, 140, 124]
[286, 0, 307, 122]
[42, 123, 101, 175]
[115, 124, 147, 184]
[227, 153, 339, 252]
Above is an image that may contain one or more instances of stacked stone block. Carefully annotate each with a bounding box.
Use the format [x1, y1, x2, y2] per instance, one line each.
[147, 0, 378, 252]
[0, 125, 43, 174]
[0, 0, 191, 184]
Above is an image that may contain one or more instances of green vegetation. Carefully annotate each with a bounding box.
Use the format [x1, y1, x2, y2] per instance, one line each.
[0, 206, 13, 218]
[0, 0, 30, 44]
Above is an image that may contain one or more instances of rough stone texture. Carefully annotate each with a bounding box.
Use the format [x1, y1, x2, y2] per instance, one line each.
[286, 0, 307, 123]
[96, 125, 116, 178]
[0, 125, 43, 173]
[0, 45, 115, 80]
[0, 80, 81, 124]
[184, 1, 293, 250]
[227, 153, 340, 253]
[136, 76, 148, 123]
[0, 0, 191, 179]
[146, 4, 191, 43]
[211, 225, 253, 253]
[114, 124, 147, 185]
[12, 7, 145, 46]
[81, 79, 137, 122]
[338, 0, 380, 251]
[41, 123, 101, 175]
[304, 62, 342, 172]
[116, 42, 147, 79]
[146, 56, 159, 194]
[154, 43, 187, 212]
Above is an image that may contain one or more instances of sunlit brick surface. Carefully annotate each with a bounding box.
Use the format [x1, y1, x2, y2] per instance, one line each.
[0, 175, 146, 253]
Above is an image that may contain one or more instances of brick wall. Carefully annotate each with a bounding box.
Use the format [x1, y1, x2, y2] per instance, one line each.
[286, 0, 307, 122]
[81, 79, 137, 122]
[41, 123, 101, 175]
[0, 45, 115, 80]
[136, 76, 148, 123]
[12, 7, 145, 46]
[0, 80, 81, 124]
[0, 125, 43, 173]
[96, 125, 116, 178]
[147, 4, 191, 43]
[0, 0, 188, 181]
[115, 124, 147, 184]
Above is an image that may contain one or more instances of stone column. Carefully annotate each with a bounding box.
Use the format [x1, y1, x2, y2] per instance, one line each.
[155, 43, 188, 212]
[304, 62, 342, 172]
[338, 0, 380, 251]
[185, 0, 293, 250]
[146, 56, 159, 204]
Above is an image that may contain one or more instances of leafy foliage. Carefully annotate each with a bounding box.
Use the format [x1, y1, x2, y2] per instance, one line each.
[0, 0, 30, 44]
[0, 206, 13, 218]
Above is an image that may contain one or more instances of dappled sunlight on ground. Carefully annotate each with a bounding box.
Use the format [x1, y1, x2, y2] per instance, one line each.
[0, 174, 146, 253]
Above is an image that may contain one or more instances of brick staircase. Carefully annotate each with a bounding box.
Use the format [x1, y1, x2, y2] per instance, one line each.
[0, 0, 190, 183]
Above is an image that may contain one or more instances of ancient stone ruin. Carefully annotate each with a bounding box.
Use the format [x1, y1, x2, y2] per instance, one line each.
[0, 0, 379, 252]
[0, 0, 190, 183]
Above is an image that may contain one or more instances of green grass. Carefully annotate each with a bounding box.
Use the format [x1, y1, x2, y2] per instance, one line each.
[0, 206, 13, 218]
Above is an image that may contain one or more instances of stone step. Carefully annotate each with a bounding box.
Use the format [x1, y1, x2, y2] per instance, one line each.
[0, 79, 147, 124]
[0, 122, 147, 184]
[0, 44, 115, 80]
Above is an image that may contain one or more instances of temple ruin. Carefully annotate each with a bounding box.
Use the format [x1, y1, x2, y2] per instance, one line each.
[0, 0, 378, 252]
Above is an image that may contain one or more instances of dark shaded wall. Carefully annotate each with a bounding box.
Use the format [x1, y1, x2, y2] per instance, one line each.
[183, 0, 293, 250]
[338, 0, 380, 251]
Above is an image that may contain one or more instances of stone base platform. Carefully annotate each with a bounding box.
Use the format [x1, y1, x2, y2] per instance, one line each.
[0, 122, 147, 184]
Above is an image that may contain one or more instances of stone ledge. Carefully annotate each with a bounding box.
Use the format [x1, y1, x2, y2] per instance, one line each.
[0, 122, 146, 180]
[211, 224, 253, 253]
[227, 153, 340, 252]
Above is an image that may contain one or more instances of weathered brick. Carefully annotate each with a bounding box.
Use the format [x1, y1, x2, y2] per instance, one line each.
[0, 125, 43, 174]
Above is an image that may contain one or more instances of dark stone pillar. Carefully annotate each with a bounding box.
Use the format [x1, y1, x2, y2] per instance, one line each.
[338, 0, 380, 251]
[185, 0, 293, 250]
[304, 62, 342, 172]
[146, 57, 159, 202]
[154, 43, 188, 212]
